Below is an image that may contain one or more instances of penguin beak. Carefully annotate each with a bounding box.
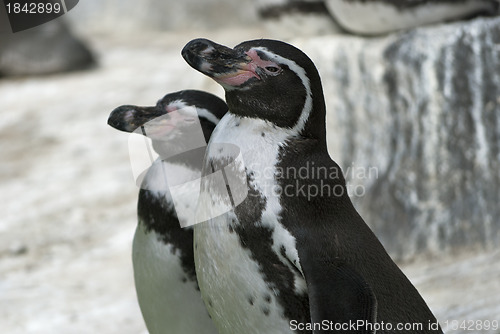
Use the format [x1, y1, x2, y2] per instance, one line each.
[108, 104, 184, 137]
[108, 105, 159, 133]
[182, 38, 259, 87]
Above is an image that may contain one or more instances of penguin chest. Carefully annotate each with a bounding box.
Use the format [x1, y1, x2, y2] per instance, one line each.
[132, 223, 217, 334]
[194, 217, 309, 334]
[194, 116, 311, 333]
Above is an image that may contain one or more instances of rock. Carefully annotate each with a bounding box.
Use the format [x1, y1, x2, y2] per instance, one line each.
[253, 0, 343, 37]
[0, 20, 94, 77]
[254, 0, 330, 19]
[8, 242, 28, 256]
[324, 0, 499, 35]
[298, 16, 500, 260]
[253, 0, 498, 36]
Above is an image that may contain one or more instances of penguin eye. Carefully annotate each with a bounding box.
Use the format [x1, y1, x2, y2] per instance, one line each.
[264, 65, 281, 75]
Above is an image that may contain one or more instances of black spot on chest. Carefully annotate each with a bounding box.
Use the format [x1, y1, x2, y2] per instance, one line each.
[138, 189, 197, 284]
[232, 174, 310, 330]
[262, 307, 270, 316]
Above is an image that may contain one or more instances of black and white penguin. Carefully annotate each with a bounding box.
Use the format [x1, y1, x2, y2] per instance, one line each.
[182, 39, 443, 333]
[324, 0, 499, 35]
[107, 90, 227, 334]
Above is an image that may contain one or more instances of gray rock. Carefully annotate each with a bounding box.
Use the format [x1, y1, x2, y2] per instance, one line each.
[0, 20, 94, 77]
[299, 16, 500, 260]
[253, 0, 498, 36]
[253, 0, 343, 37]
[325, 0, 499, 35]
[8, 242, 28, 256]
[253, 0, 330, 19]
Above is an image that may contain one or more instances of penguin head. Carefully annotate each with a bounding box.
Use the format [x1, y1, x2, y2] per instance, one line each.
[107, 90, 228, 147]
[182, 39, 326, 138]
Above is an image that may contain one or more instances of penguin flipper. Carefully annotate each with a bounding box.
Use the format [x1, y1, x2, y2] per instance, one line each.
[303, 258, 377, 333]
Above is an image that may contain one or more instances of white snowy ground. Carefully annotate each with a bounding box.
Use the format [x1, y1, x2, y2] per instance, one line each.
[1, 29, 499, 334]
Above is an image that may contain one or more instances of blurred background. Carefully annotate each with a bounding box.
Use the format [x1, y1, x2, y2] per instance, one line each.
[1, 0, 499, 333]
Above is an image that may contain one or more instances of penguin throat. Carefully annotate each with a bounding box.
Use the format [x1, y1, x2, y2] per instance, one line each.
[215, 70, 259, 87]
[225, 96, 302, 130]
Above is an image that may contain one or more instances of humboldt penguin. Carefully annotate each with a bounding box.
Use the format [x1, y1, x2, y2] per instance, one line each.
[182, 39, 443, 333]
[108, 90, 227, 334]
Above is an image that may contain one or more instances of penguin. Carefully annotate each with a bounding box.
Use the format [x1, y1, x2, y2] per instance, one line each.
[107, 90, 227, 334]
[182, 39, 444, 334]
[324, 0, 498, 35]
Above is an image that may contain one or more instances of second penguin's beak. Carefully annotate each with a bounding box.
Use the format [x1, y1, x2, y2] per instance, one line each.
[182, 38, 260, 87]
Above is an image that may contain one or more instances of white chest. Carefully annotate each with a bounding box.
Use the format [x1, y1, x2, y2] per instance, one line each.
[143, 158, 203, 228]
[133, 223, 218, 334]
[194, 115, 308, 334]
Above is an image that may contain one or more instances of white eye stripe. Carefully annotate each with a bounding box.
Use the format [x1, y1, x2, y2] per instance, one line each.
[196, 108, 221, 125]
[166, 101, 221, 125]
[165, 100, 188, 110]
[251, 47, 313, 136]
